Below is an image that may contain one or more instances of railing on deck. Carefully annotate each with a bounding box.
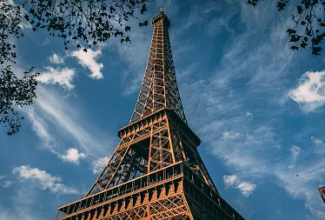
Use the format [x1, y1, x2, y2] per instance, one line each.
[56, 162, 183, 219]
[57, 161, 244, 220]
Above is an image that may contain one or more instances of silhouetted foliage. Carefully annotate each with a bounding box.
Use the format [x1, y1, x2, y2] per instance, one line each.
[248, 0, 325, 55]
[0, 66, 38, 135]
[0, 0, 148, 135]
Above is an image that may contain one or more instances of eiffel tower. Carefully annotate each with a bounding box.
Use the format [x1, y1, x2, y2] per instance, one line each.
[56, 8, 245, 220]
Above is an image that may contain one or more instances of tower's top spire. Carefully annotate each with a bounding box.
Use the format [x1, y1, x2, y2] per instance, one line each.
[152, 6, 170, 28]
[129, 9, 186, 124]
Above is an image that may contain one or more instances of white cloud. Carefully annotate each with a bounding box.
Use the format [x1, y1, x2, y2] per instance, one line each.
[91, 157, 109, 174]
[48, 53, 65, 64]
[13, 165, 79, 195]
[71, 49, 104, 79]
[222, 131, 240, 139]
[311, 136, 325, 155]
[37, 67, 75, 90]
[245, 111, 253, 117]
[59, 148, 86, 164]
[223, 174, 256, 197]
[311, 137, 323, 145]
[288, 71, 325, 112]
[3, 181, 13, 188]
[274, 144, 282, 149]
[236, 181, 257, 197]
[288, 146, 301, 169]
[223, 175, 238, 187]
[0, 175, 13, 188]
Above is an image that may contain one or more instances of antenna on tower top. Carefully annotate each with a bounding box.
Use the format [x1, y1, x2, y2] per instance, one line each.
[160, 6, 164, 13]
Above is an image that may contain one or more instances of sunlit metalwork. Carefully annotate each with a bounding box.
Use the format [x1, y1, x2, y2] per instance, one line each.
[56, 9, 245, 220]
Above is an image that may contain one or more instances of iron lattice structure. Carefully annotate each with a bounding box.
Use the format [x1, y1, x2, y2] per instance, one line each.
[56, 10, 245, 220]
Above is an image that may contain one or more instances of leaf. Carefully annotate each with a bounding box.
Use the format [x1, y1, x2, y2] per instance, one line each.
[297, 5, 303, 14]
[110, 6, 116, 13]
[125, 26, 131, 32]
[247, 0, 259, 6]
[290, 46, 299, 50]
[300, 41, 307, 48]
[312, 46, 322, 55]
[140, 4, 147, 14]
[289, 35, 300, 43]
[126, 10, 134, 16]
[311, 36, 323, 45]
[287, 29, 296, 35]
[139, 20, 148, 28]
[24, 14, 29, 21]
[29, 8, 35, 14]
[277, 1, 287, 10]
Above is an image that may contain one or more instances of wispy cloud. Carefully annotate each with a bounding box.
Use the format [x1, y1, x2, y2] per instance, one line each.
[274, 159, 325, 219]
[23, 85, 114, 163]
[288, 146, 301, 169]
[288, 70, 325, 112]
[13, 165, 79, 195]
[34, 86, 113, 158]
[170, 0, 324, 217]
[91, 156, 109, 174]
[0, 186, 43, 220]
[111, 27, 150, 95]
[71, 49, 104, 79]
[222, 131, 240, 140]
[26, 108, 53, 148]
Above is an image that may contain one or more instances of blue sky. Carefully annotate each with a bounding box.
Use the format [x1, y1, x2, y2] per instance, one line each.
[1, 0, 325, 219]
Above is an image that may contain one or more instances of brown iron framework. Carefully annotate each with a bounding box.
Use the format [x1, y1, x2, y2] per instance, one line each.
[56, 9, 245, 220]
